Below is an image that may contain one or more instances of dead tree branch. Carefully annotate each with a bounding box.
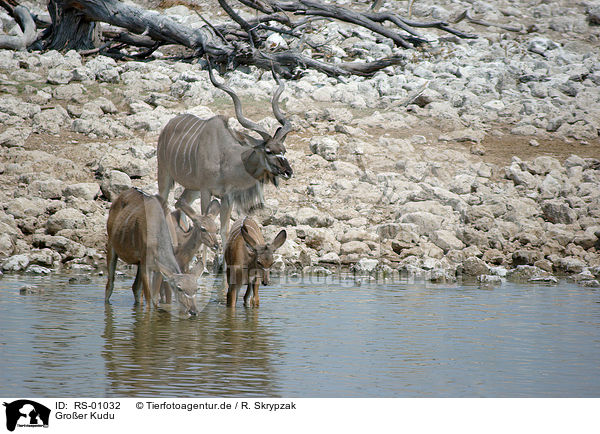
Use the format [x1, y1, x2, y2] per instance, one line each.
[453, 9, 523, 33]
[1, 0, 479, 78]
[0, 4, 37, 50]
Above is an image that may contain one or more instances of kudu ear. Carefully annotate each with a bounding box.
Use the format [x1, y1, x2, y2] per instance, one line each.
[273, 126, 289, 143]
[206, 199, 221, 219]
[271, 230, 287, 251]
[173, 209, 191, 232]
[241, 224, 258, 253]
[156, 261, 175, 283]
[232, 128, 260, 147]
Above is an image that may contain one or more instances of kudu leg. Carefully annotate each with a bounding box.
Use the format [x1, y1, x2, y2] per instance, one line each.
[139, 263, 153, 309]
[226, 266, 242, 307]
[159, 278, 172, 304]
[215, 196, 232, 273]
[220, 196, 232, 246]
[252, 279, 260, 307]
[242, 281, 260, 307]
[151, 271, 164, 308]
[199, 191, 212, 274]
[244, 279, 260, 307]
[105, 246, 118, 303]
[156, 272, 172, 304]
[227, 284, 240, 307]
[132, 266, 143, 304]
[157, 165, 174, 202]
[243, 281, 252, 306]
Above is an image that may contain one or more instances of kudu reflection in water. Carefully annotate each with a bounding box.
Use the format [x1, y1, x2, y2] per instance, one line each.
[102, 303, 279, 396]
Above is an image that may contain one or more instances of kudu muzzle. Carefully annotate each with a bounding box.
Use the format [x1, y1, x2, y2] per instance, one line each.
[262, 268, 270, 286]
[209, 238, 220, 252]
[180, 295, 198, 317]
[272, 154, 293, 179]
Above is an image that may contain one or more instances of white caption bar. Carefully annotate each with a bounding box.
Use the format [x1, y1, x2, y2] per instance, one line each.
[1, 398, 598, 434]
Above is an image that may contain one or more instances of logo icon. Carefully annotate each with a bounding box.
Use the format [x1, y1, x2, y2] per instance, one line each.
[3, 400, 50, 432]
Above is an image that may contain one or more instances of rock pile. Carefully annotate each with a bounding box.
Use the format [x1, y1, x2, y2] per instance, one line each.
[0, 0, 599, 287]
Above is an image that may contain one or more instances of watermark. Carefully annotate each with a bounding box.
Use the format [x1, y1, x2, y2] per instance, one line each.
[3, 400, 50, 432]
[180, 264, 483, 315]
[209, 264, 479, 288]
[136, 400, 296, 411]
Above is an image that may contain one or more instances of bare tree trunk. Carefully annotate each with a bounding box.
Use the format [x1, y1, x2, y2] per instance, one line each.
[45, 0, 101, 50]
[43, 0, 218, 51]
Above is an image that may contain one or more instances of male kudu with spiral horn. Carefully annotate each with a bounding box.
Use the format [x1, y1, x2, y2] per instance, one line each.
[157, 61, 293, 269]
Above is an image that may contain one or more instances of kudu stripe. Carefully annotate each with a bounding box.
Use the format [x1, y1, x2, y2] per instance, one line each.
[160, 114, 188, 174]
[184, 117, 207, 177]
[172, 115, 198, 177]
[166, 115, 210, 179]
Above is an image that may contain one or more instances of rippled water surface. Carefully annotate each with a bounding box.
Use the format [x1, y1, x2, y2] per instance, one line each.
[1, 273, 599, 397]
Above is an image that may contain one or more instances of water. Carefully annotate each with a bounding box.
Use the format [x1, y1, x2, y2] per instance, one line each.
[1, 273, 599, 397]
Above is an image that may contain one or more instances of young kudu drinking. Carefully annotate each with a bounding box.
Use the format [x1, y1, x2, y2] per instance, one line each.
[159, 199, 220, 303]
[157, 62, 293, 268]
[224, 217, 287, 307]
[168, 198, 220, 270]
[105, 188, 200, 316]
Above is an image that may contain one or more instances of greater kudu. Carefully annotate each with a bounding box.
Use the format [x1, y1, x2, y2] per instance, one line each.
[157, 62, 293, 268]
[224, 217, 287, 307]
[105, 187, 200, 316]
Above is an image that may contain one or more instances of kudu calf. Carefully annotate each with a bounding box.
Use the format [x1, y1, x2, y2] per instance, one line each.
[157, 62, 293, 262]
[105, 188, 200, 316]
[159, 199, 220, 303]
[224, 217, 286, 307]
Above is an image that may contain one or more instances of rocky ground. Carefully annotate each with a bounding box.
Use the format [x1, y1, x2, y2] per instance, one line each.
[1, 0, 600, 287]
